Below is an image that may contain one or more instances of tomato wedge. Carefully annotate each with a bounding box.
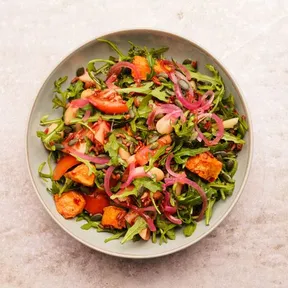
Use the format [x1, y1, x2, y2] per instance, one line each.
[83, 194, 110, 215]
[52, 155, 80, 180]
[135, 135, 172, 166]
[88, 90, 128, 114]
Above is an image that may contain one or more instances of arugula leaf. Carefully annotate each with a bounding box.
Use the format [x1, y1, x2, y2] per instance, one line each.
[87, 58, 115, 88]
[156, 216, 177, 244]
[104, 133, 121, 166]
[66, 80, 84, 100]
[222, 132, 245, 144]
[150, 85, 170, 102]
[208, 181, 235, 196]
[37, 122, 64, 150]
[81, 221, 100, 230]
[177, 184, 217, 207]
[173, 114, 196, 140]
[52, 77, 68, 109]
[110, 187, 138, 200]
[98, 39, 126, 60]
[209, 142, 229, 153]
[238, 116, 248, 138]
[137, 95, 152, 118]
[40, 115, 62, 126]
[70, 112, 127, 124]
[146, 145, 168, 171]
[183, 222, 197, 237]
[104, 231, 126, 243]
[133, 177, 163, 193]
[205, 197, 216, 226]
[121, 217, 147, 244]
[189, 66, 221, 87]
[117, 82, 153, 94]
[47, 178, 73, 195]
[38, 152, 53, 181]
[174, 147, 210, 164]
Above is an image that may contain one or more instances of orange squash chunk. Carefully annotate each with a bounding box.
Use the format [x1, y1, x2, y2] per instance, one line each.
[101, 206, 127, 229]
[186, 152, 222, 182]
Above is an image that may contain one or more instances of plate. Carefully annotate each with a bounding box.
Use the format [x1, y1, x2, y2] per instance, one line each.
[26, 29, 252, 258]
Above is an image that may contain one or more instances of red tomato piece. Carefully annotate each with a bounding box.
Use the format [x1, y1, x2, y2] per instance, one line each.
[83, 194, 110, 215]
[52, 155, 80, 181]
[88, 89, 128, 114]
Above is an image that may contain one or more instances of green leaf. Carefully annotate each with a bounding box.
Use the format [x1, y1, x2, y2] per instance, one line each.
[38, 152, 53, 181]
[174, 147, 210, 164]
[37, 122, 64, 145]
[104, 133, 121, 166]
[104, 231, 126, 243]
[52, 76, 68, 109]
[117, 82, 153, 94]
[66, 81, 84, 100]
[40, 115, 62, 126]
[222, 132, 245, 144]
[70, 112, 126, 124]
[205, 197, 216, 226]
[173, 114, 196, 139]
[183, 222, 197, 237]
[166, 229, 176, 240]
[121, 217, 147, 244]
[133, 177, 163, 193]
[110, 186, 138, 200]
[208, 181, 235, 196]
[98, 39, 126, 60]
[146, 145, 168, 171]
[209, 142, 229, 153]
[137, 95, 152, 118]
[81, 223, 93, 230]
[150, 85, 170, 102]
[87, 58, 115, 88]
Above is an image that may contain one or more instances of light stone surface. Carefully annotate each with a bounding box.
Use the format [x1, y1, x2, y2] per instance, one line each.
[0, 1, 287, 287]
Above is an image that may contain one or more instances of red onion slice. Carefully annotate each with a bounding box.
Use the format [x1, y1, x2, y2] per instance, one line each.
[104, 166, 116, 197]
[195, 113, 224, 146]
[165, 154, 187, 178]
[106, 73, 118, 89]
[107, 61, 141, 86]
[147, 104, 184, 129]
[70, 99, 90, 108]
[65, 146, 110, 164]
[82, 110, 91, 122]
[164, 212, 182, 225]
[120, 164, 152, 189]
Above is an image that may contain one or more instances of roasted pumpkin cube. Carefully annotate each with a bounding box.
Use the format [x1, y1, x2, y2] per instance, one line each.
[132, 56, 151, 80]
[65, 163, 95, 187]
[101, 206, 127, 229]
[54, 191, 86, 219]
[186, 152, 222, 182]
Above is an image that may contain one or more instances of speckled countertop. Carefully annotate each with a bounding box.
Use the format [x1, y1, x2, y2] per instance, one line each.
[1, 1, 288, 287]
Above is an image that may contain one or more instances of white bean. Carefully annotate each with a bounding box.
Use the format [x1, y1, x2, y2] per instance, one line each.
[156, 117, 175, 134]
[119, 147, 131, 161]
[64, 105, 78, 125]
[149, 167, 164, 181]
[223, 118, 239, 129]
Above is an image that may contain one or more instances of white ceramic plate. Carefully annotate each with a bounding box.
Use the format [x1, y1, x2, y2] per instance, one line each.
[26, 29, 252, 258]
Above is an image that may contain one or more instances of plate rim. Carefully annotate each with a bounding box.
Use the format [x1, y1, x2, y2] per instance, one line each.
[25, 28, 253, 259]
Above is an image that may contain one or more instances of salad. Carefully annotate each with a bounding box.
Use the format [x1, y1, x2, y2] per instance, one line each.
[37, 39, 248, 244]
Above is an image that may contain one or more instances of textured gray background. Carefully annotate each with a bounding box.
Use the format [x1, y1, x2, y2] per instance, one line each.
[0, 1, 287, 287]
